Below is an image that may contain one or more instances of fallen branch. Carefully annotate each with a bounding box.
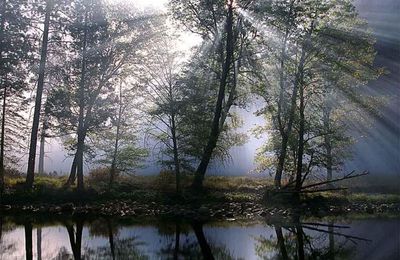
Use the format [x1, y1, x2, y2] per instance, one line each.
[300, 171, 368, 191]
[277, 187, 347, 194]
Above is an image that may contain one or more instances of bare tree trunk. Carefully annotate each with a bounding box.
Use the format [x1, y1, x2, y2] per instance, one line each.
[38, 115, 47, 175]
[275, 20, 315, 190]
[76, 10, 88, 192]
[274, 54, 305, 189]
[274, 0, 294, 189]
[295, 83, 305, 193]
[37, 227, 42, 260]
[26, 0, 52, 189]
[0, 85, 6, 194]
[0, 216, 3, 244]
[110, 83, 123, 188]
[171, 114, 181, 193]
[0, 1, 6, 195]
[25, 222, 33, 260]
[192, 1, 235, 189]
[65, 153, 77, 186]
[323, 106, 333, 187]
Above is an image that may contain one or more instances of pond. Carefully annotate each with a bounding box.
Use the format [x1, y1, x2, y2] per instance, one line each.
[0, 215, 398, 259]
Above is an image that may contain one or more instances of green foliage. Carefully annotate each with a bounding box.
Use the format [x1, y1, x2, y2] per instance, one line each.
[0, 0, 34, 166]
[251, 0, 381, 184]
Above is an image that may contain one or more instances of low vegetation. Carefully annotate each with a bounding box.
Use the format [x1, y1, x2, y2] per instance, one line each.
[1, 169, 399, 213]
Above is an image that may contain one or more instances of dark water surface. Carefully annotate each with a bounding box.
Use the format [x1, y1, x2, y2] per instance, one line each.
[0, 215, 399, 259]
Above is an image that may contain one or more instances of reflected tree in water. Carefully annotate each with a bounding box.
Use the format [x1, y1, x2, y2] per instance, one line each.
[156, 221, 237, 260]
[24, 221, 33, 260]
[37, 227, 42, 260]
[254, 220, 361, 259]
[85, 218, 147, 259]
[0, 217, 17, 257]
[65, 219, 84, 260]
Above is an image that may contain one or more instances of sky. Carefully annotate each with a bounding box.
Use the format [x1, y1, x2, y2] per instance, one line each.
[32, 0, 400, 177]
[108, 0, 168, 9]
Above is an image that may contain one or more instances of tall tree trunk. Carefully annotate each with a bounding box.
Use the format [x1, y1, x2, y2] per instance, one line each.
[76, 134, 85, 192]
[0, 0, 6, 196]
[274, 51, 306, 189]
[37, 227, 42, 260]
[171, 114, 181, 193]
[26, 1, 52, 189]
[192, 0, 235, 189]
[25, 222, 33, 260]
[274, 1, 295, 189]
[192, 222, 214, 260]
[65, 153, 77, 186]
[110, 83, 123, 188]
[76, 10, 88, 192]
[38, 116, 47, 175]
[0, 216, 3, 245]
[295, 83, 305, 193]
[0, 85, 6, 195]
[323, 106, 333, 187]
[274, 20, 314, 190]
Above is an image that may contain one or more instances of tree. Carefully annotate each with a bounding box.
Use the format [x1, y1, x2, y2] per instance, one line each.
[47, 0, 162, 190]
[0, 0, 33, 192]
[26, 0, 53, 189]
[252, 0, 380, 191]
[170, 0, 255, 189]
[140, 39, 186, 193]
[91, 79, 148, 187]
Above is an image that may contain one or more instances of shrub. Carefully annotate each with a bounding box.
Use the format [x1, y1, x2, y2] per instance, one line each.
[4, 168, 22, 178]
[86, 167, 122, 190]
[156, 170, 175, 190]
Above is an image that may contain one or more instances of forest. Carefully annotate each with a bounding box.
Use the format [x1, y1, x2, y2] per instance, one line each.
[0, 0, 399, 259]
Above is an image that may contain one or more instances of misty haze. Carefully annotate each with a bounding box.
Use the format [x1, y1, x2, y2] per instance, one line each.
[0, 0, 399, 259]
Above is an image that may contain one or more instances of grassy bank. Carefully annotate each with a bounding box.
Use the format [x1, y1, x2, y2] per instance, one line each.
[1, 173, 399, 206]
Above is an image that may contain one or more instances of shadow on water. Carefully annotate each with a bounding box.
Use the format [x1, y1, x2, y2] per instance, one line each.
[0, 213, 398, 259]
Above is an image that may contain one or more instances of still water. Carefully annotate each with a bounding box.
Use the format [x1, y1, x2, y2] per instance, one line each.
[0, 215, 398, 259]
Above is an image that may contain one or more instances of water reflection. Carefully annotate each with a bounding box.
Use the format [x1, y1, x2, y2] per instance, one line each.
[255, 219, 362, 259]
[0, 215, 398, 259]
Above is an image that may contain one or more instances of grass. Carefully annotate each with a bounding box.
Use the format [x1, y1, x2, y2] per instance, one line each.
[1, 173, 399, 208]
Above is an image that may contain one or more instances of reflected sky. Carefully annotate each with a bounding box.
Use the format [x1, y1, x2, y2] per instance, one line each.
[0, 217, 399, 259]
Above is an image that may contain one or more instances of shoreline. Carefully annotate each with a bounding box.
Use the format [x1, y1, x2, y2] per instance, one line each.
[2, 196, 399, 221]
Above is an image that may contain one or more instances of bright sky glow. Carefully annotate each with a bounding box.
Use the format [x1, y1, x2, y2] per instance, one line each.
[107, 0, 168, 10]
